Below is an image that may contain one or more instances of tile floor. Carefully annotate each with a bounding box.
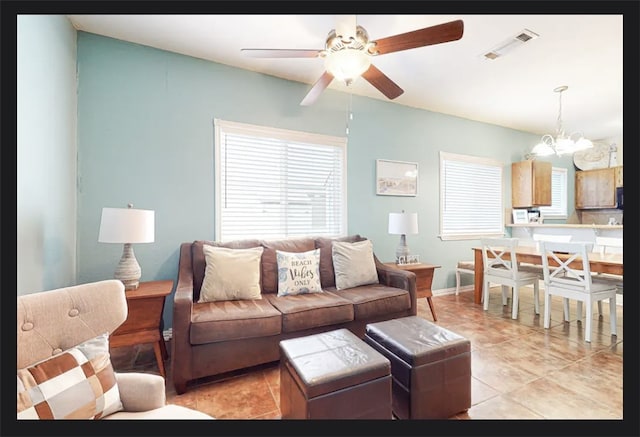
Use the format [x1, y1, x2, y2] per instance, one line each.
[110, 286, 624, 421]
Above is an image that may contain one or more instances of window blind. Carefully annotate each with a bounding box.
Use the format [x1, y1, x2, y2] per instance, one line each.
[440, 151, 504, 240]
[214, 119, 347, 241]
[538, 167, 568, 218]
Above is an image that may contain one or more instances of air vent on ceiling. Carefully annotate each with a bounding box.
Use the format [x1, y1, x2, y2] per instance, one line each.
[482, 28, 539, 60]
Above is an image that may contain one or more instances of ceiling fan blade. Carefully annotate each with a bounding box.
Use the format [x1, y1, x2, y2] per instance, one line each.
[361, 64, 404, 100]
[241, 49, 322, 58]
[300, 71, 334, 106]
[372, 19, 464, 55]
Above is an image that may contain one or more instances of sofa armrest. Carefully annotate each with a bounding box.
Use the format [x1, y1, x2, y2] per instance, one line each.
[115, 372, 166, 411]
[375, 257, 418, 316]
[172, 242, 196, 393]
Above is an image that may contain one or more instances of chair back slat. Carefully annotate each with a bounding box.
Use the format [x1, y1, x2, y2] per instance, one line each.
[481, 237, 519, 280]
[539, 241, 594, 292]
[594, 236, 623, 255]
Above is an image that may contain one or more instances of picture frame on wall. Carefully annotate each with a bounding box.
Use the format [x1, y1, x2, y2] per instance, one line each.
[376, 159, 418, 196]
[512, 209, 529, 224]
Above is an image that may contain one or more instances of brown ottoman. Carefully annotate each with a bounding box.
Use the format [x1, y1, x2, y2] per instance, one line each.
[364, 316, 471, 419]
[279, 328, 392, 419]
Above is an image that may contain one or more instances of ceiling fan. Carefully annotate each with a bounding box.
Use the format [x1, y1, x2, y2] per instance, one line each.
[241, 16, 464, 106]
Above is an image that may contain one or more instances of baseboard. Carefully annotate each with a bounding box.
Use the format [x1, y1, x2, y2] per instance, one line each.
[432, 285, 473, 296]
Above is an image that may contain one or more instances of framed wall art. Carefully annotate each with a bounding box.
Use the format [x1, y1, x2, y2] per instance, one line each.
[512, 209, 529, 224]
[376, 159, 418, 196]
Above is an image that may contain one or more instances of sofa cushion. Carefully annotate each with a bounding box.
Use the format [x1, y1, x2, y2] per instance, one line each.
[261, 238, 316, 294]
[192, 239, 262, 301]
[332, 240, 379, 290]
[315, 235, 364, 289]
[17, 333, 123, 420]
[198, 245, 264, 303]
[264, 292, 354, 333]
[328, 284, 412, 319]
[190, 299, 282, 345]
[276, 249, 323, 296]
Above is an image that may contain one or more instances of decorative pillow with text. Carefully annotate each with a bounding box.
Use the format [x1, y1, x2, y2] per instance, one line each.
[276, 249, 323, 296]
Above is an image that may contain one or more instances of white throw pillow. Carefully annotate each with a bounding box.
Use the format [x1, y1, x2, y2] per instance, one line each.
[332, 239, 379, 290]
[276, 249, 323, 296]
[199, 245, 264, 302]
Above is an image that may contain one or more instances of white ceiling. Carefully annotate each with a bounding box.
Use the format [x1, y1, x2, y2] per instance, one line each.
[67, 14, 624, 142]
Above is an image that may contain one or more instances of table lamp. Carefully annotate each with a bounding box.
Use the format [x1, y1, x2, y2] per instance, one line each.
[388, 210, 419, 263]
[98, 204, 155, 290]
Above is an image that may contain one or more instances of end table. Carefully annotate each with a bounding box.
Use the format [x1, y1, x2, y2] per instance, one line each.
[109, 280, 173, 378]
[384, 262, 441, 321]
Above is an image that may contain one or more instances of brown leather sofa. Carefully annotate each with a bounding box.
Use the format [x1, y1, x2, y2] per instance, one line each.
[172, 235, 417, 394]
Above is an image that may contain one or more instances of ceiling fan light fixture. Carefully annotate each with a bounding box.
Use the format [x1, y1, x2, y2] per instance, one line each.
[324, 49, 371, 85]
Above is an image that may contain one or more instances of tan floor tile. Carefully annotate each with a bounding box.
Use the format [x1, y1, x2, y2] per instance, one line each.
[471, 376, 500, 406]
[506, 377, 620, 419]
[511, 328, 594, 362]
[461, 394, 543, 419]
[546, 362, 623, 411]
[488, 337, 574, 377]
[193, 371, 278, 419]
[470, 348, 540, 393]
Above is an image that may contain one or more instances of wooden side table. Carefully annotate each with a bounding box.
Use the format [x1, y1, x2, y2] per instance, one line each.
[110, 280, 173, 378]
[384, 263, 441, 321]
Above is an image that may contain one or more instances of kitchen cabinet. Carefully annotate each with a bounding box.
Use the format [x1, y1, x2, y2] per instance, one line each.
[511, 160, 552, 208]
[575, 166, 623, 209]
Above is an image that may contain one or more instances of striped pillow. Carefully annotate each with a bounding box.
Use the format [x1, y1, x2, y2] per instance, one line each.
[17, 332, 123, 420]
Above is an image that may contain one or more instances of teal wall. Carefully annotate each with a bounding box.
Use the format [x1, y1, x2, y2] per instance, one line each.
[17, 15, 78, 295]
[75, 32, 577, 328]
[16, 22, 576, 327]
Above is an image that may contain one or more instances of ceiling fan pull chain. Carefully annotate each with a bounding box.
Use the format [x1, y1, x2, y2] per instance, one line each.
[345, 92, 353, 135]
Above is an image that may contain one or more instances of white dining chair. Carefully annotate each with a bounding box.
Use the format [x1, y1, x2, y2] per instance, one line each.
[518, 233, 573, 277]
[481, 237, 540, 319]
[540, 241, 617, 343]
[592, 236, 624, 314]
[455, 260, 475, 295]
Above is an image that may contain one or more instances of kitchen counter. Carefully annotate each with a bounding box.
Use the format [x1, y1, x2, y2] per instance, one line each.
[508, 223, 623, 243]
[507, 224, 623, 230]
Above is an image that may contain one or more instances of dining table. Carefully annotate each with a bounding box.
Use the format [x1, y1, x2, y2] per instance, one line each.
[471, 245, 623, 305]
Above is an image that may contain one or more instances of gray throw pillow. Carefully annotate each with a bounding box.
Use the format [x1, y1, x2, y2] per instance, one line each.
[332, 240, 379, 290]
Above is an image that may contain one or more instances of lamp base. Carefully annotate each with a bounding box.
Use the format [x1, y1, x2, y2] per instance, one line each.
[114, 243, 141, 291]
[395, 234, 410, 263]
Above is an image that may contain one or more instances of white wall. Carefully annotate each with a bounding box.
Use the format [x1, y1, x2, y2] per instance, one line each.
[17, 15, 78, 294]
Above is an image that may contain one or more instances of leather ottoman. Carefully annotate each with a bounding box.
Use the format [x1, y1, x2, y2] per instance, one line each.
[279, 328, 392, 419]
[364, 316, 471, 419]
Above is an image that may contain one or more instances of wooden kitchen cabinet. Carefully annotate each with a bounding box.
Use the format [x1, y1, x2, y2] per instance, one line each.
[575, 166, 623, 209]
[511, 160, 552, 208]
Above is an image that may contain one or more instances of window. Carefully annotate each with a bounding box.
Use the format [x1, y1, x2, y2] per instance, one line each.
[214, 119, 347, 241]
[439, 152, 504, 240]
[538, 167, 568, 219]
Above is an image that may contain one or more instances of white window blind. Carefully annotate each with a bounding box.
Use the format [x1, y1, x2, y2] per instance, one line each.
[439, 152, 504, 240]
[538, 167, 568, 219]
[214, 119, 347, 241]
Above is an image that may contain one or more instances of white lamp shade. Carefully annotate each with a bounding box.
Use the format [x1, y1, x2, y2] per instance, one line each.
[388, 212, 419, 235]
[98, 207, 155, 243]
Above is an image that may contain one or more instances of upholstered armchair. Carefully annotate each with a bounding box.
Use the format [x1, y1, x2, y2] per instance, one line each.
[17, 279, 212, 419]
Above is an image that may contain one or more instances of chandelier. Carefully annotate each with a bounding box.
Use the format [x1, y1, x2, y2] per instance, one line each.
[529, 85, 593, 157]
